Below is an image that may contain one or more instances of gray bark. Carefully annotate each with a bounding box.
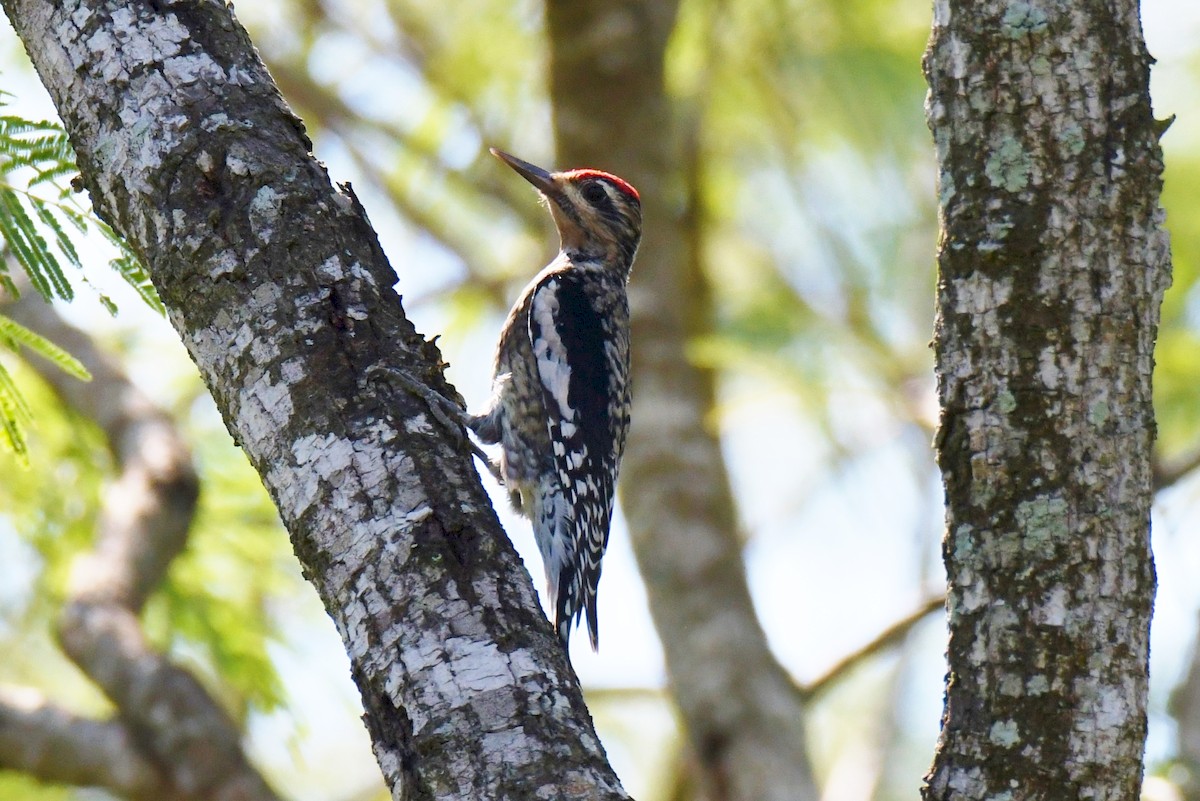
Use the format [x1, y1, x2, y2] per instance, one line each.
[923, 0, 1167, 798]
[545, 2, 818, 799]
[1, 1, 627, 798]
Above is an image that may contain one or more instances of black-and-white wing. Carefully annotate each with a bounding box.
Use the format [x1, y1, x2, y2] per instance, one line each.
[527, 269, 628, 648]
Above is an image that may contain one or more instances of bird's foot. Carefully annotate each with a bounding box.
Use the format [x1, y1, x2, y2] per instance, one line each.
[368, 364, 468, 429]
[367, 364, 505, 486]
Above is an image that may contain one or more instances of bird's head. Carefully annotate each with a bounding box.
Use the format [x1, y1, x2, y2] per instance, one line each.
[491, 148, 642, 273]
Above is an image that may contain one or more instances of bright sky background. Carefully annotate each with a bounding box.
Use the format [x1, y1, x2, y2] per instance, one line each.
[2, 2, 1200, 798]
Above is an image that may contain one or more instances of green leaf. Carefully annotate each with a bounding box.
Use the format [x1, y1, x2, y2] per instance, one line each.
[0, 360, 31, 465]
[0, 187, 72, 301]
[0, 107, 155, 324]
[0, 314, 92, 381]
[29, 162, 80, 189]
[30, 197, 82, 270]
[0, 187, 51, 298]
[0, 125, 73, 175]
[97, 223, 162, 314]
[96, 292, 118, 317]
[58, 205, 89, 233]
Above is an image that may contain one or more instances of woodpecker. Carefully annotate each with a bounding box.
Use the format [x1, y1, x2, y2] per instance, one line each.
[470, 148, 641, 650]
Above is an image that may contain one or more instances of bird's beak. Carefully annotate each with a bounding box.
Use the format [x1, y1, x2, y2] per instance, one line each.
[490, 148, 558, 196]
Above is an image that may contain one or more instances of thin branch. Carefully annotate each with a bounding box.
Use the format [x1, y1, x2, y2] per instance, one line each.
[800, 594, 945, 701]
[585, 594, 948, 708]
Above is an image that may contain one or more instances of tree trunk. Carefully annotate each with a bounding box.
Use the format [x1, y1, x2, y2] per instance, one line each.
[545, 2, 818, 799]
[0, 1, 627, 798]
[923, 0, 1168, 798]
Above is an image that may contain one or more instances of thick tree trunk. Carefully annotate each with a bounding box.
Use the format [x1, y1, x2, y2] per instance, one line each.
[923, 1, 1168, 798]
[1, 1, 627, 798]
[545, 2, 818, 799]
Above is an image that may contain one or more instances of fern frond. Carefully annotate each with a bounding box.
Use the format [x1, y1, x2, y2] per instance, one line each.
[0, 314, 91, 381]
[58, 205, 88, 233]
[0, 273, 17, 299]
[30, 197, 83, 270]
[0, 359, 31, 464]
[0, 187, 73, 301]
[0, 186, 52, 298]
[110, 253, 163, 315]
[96, 223, 162, 314]
[30, 162, 80, 189]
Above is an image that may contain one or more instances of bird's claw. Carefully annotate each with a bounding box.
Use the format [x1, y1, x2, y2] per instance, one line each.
[368, 364, 466, 427]
[368, 364, 505, 486]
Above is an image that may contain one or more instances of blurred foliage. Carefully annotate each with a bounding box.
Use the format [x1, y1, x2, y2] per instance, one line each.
[0, 0, 1198, 799]
[0, 774, 71, 801]
[0, 366, 107, 612]
[0, 314, 91, 460]
[0, 353, 302, 731]
[1155, 150, 1200, 459]
[0, 97, 159, 461]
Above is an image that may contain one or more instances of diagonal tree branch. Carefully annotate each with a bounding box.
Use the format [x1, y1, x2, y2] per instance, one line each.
[800, 595, 945, 701]
[1, 1, 627, 798]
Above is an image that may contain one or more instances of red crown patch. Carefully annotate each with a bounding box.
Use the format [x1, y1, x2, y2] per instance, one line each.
[564, 169, 640, 202]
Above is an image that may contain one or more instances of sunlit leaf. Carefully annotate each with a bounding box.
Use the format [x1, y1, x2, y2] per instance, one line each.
[0, 314, 91, 381]
[0, 359, 30, 463]
[29, 197, 82, 271]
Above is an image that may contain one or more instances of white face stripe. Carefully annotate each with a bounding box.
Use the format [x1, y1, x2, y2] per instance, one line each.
[600, 181, 622, 203]
[563, 178, 623, 210]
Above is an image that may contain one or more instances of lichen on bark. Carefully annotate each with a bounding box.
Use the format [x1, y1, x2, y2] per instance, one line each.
[923, 0, 1168, 799]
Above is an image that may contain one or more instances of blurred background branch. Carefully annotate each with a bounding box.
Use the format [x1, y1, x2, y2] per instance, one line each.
[0, 284, 281, 800]
[0, 0, 1198, 799]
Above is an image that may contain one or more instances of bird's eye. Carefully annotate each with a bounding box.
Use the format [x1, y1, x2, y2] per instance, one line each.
[581, 182, 608, 204]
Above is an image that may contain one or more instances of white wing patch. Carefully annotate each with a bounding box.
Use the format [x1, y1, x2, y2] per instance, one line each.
[530, 279, 575, 421]
[526, 269, 624, 648]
